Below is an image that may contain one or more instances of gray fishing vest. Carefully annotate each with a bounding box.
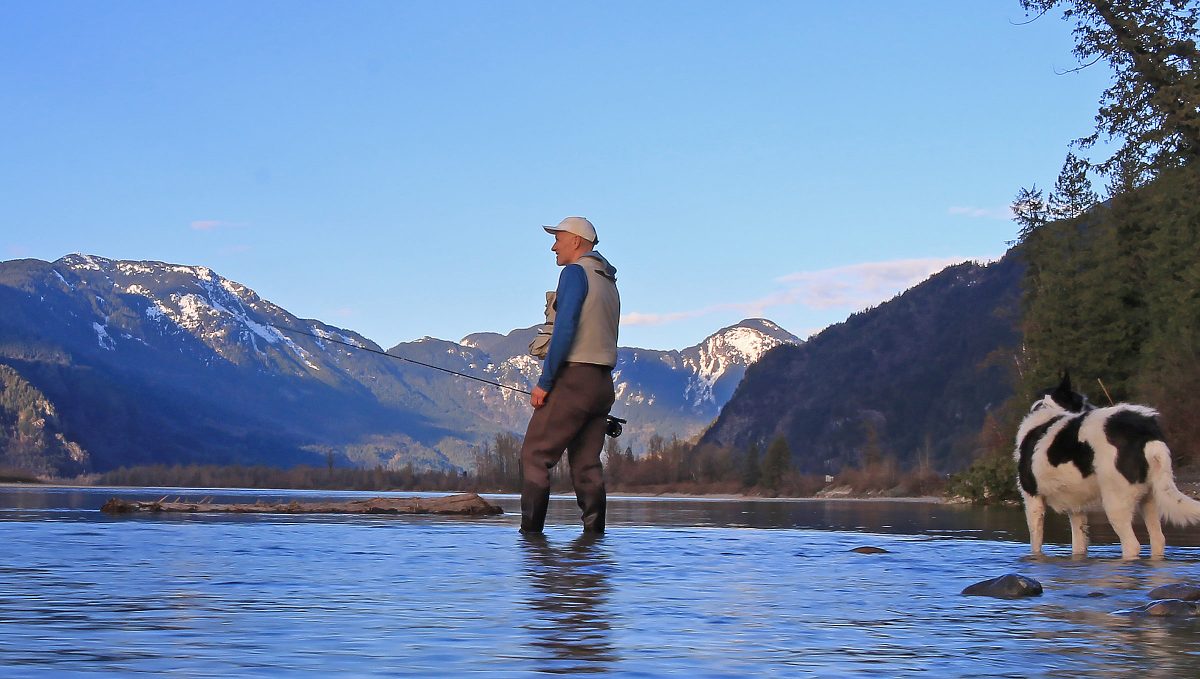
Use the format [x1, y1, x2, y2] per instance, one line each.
[566, 258, 620, 367]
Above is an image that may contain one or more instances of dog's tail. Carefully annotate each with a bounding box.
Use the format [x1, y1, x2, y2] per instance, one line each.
[1147, 441, 1200, 526]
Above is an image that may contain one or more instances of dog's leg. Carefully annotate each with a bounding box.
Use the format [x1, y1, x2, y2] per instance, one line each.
[1141, 493, 1166, 559]
[1023, 493, 1046, 555]
[1101, 495, 1142, 559]
[1068, 512, 1089, 557]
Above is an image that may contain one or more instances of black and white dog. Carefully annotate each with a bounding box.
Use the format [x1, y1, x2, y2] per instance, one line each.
[1015, 373, 1200, 559]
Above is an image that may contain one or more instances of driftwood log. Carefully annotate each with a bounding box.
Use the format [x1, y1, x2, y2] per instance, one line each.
[101, 492, 503, 516]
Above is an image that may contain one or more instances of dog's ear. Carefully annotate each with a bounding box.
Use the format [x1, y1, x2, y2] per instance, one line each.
[1051, 369, 1089, 412]
[1057, 370, 1072, 393]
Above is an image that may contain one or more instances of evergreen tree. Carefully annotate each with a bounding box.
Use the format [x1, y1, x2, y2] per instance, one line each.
[760, 436, 791, 491]
[1012, 185, 1049, 242]
[1020, 0, 1200, 179]
[741, 442, 761, 487]
[861, 420, 884, 468]
[1048, 152, 1099, 220]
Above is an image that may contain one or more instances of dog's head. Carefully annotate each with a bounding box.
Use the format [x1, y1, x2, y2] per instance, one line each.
[1030, 371, 1093, 414]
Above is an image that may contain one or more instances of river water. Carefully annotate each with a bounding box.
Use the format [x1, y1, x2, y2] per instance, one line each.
[2, 486, 1199, 677]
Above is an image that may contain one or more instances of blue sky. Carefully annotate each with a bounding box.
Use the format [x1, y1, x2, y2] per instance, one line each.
[1, 2, 1111, 350]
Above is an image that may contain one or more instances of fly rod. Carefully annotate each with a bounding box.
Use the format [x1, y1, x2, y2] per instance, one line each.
[270, 323, 627, 436]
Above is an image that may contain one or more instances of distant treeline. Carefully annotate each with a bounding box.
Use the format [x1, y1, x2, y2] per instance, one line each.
[0, 466, 42, 484]
[97, 463, 475, 493]
[93, 431, 946, 498]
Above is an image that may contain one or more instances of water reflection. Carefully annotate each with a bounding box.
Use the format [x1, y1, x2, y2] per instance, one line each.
[519, 533, 617, 674]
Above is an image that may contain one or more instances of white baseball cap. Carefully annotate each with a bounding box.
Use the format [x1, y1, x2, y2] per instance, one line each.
[543, 216, 598, 245]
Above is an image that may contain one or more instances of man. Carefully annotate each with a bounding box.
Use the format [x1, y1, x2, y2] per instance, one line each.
[520, 216, 620, 534]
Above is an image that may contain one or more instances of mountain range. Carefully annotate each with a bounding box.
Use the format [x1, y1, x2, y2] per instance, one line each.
[0, 254, 799, 475]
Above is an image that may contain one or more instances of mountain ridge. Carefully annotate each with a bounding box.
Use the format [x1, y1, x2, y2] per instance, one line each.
[0, 254, 798, 475]
[700, 253, 1024, 474]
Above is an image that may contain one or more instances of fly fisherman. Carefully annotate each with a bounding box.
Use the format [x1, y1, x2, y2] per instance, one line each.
[520, 216, 620, 534]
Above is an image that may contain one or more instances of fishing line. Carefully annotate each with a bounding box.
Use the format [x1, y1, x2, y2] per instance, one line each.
[271, 323, 627, 436]
[271, 323, 532, 395]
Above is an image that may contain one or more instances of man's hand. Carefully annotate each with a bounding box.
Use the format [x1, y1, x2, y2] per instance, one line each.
[531, 386, 549, 409]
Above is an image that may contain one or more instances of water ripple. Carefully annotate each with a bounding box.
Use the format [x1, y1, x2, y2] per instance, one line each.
[1, 488, 1199, 676]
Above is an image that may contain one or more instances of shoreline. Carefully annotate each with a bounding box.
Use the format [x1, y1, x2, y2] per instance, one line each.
[606, 491, 946, 504]
[1, 480, 945, 503]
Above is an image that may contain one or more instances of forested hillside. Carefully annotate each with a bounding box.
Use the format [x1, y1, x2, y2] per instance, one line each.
[0, 364, 88, 476]
[701, 256, 1023, 474]
[1015, 166, 1200, 460]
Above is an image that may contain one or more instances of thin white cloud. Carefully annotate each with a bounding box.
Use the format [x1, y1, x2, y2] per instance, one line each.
[4, 245, 31, 258]
[774, 257, 966, 310]
[948, 206, 1013, 220]
[623, 305, 741, 327]
[190, 219, 246, 231]
[622, 256, 975, 327]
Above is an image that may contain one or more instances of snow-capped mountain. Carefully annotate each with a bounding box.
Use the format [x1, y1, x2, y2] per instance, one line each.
[392, 319, 800, 452]
[680, 318, 798, 407]
[0, 254, 798, 474]
[53, 253, 373, 380]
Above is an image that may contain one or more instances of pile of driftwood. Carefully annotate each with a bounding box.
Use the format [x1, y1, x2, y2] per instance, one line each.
[100, 492, 503, 516]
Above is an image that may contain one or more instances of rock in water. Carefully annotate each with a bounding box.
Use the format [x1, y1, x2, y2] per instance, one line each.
[850, 546, 890, 554]
[962, 574, 1043, 599]
[1115, 600, 1200, 617]
[1148, 584, 1200, 602]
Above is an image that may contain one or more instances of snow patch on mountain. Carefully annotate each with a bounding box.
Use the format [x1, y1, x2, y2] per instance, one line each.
[65, 254, 107, 271]
[172, 293, 213, 331]
[51, 269, 74, 290]
[499, 354, 541, 384]
[311, 326, 366, 349]
[92, 322, 115, 350]
[115, 262, 159, 276]
[144, 302, 167, 323]
[682, 320, 800, 406]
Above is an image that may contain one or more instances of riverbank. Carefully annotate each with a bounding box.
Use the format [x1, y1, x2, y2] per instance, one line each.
[0, 472, 42, 484]
[3, 479, 945, 505]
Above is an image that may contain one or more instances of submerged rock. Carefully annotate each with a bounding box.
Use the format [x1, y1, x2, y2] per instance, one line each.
[1115, 600, 1200, 617]
[849, 546, 890, 554]
[962, 574, 1043, 599]
[100, 492, 503, 516]
[1148, 584, 1200, 602]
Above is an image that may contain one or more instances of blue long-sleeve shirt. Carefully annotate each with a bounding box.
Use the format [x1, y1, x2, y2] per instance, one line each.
[537, 263, 587, 391]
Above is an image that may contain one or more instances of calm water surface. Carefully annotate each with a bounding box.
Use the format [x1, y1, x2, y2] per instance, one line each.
[2, 486, 1199, 677]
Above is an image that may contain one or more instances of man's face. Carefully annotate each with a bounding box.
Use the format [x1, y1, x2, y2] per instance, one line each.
[551, 231, 580, 266]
